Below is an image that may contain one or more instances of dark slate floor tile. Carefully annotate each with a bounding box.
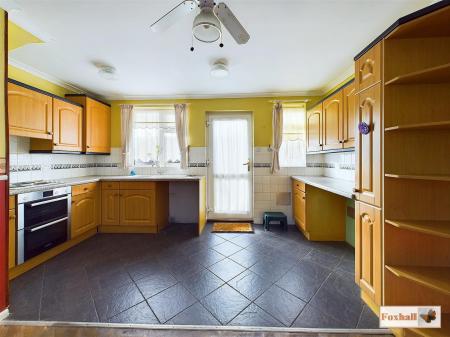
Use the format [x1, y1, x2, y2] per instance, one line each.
[8, 265, 44, 320]
[109, 301, 159, 324]
[254, 285, 306, 327]
[228, 270, 272, 301]
[147, 284, 197, 323]
[303, 248, 342, 270]
[357, 305, 380, 329]
[190, 248, 226, 268]
[215, 232, 240, 240]
[167, 259, 206, 281]
[135, 271, 178, 299]
[229, 248, 261, 268]
[92, 281, 145, 321]
[199, 234, 226, 247]
[309, 270, 363, 328]
[276, 259, 331, 301]
[292, 304, 349, 328]
[212, 241, 242, 257]
[208, 258, 246, 282]
[229, 303, 283, 327]
[249, 257, 295, 283]
[228, 234, 256, 248]
[167, 302, 221, 326]
[181, 269, 224, 299]
[201, 284, 251, 324]
[125, 257, 169, 281]
[336, 254, 355, 275]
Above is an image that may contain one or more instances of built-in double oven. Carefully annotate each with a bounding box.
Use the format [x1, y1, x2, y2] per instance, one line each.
[16, 186, 71, 264]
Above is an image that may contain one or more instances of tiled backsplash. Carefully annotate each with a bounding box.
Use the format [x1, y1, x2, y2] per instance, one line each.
[9, 136, 353, 224]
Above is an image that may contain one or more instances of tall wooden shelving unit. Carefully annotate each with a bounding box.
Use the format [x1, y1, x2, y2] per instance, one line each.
[382, 4, 450, 337]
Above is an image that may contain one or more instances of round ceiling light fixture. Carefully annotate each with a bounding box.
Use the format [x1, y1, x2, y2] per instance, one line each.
[192, 7, 222, 43]
[211, 61, 228, 78]
[98, 65, 117, 80]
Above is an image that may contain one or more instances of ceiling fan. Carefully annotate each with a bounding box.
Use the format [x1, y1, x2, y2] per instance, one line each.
[150, 0, 250, 50]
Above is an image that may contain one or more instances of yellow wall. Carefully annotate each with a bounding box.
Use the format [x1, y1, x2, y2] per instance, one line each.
[8, 65, 75, 97]
[0, 11, 6, 159]
[8, 21, 42, 51]
[111, 95, 317, 148]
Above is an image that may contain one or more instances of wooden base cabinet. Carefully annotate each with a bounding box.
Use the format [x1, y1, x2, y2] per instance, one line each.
[71, 183, 99, 239]
[292, 179, 346, 241]
[101, 181, 168, 231]
[355, 201, 382, 306]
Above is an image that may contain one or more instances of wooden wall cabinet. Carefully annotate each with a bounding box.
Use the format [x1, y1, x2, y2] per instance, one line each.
[306, 104, 322, 152]
[71, 186, 98, 239]
[343, 82, 356, 148]
[306, 80, 356, 153]
[355, 43, 381, 93]
[355, 201, 382, 305]
[323, 91, 344, 150]
[66, 95, 111, 154]
[7, 82, 53, 139]
[30, 97, 83, 153]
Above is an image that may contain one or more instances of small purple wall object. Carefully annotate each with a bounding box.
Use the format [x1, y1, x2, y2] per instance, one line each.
[358, 122, 371, 135]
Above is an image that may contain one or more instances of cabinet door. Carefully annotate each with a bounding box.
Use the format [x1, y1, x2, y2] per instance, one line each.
[355, 84, 382, 207]
[53, 98, 83, 152]
[355, 201, 382, 305]
[293, 187, 306, 232]
[8, 82, 53, 139]
[8, 209, 16, 269]
[306, 104, 322, 152]
[86, 99, 111, 153]
[120, 190, 155, 226]
[71, 191, 97, 238]
[323, 91, 344, 151]
[355, 43, 381, 93]
[343, 82, 356, 148]
[101, 189, 120, 225]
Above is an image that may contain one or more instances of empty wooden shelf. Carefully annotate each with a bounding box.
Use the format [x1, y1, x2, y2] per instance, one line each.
[385, 219, 450, 239]
[385, 174, 450, 182]
[385, 265, 450, 296]
[385, 121, 450, 132]
[385, 63, 450, 85]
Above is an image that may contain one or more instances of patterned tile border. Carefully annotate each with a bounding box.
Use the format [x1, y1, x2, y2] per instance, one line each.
[306, 162, 336, 168]
[10, 163, 120, 172]
[339, 164, 355, 171]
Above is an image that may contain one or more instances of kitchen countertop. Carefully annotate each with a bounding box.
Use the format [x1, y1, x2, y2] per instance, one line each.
[291, 175, 355, 199]
[9, 175, 204, 195]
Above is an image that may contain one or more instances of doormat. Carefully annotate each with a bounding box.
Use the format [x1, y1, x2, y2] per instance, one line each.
[212, 222, 253, 233]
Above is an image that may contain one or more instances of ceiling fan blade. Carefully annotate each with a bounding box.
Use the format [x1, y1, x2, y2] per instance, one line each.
[150, 0, 197, 33]
[215, 2, 250, 44]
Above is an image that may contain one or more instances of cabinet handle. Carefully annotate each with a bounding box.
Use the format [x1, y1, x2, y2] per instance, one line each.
[353, 188, 360, 193]
[47, 131, 53, 135]
[53, 143, 58, 146]
[9, 215, 16, 220]
[87, 145, 91, 149]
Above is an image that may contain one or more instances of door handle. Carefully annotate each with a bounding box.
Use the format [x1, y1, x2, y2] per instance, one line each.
[26, 217, 68, 233]
[28, 196, 69, 207]
[243, 160, 251, 172]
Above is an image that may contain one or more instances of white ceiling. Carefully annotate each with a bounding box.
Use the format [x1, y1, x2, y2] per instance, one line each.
[3, 0, 435, 100]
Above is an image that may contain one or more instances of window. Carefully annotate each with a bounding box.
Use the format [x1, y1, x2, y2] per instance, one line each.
[279, 105, 306, 167]
[132, 106, 180, 167]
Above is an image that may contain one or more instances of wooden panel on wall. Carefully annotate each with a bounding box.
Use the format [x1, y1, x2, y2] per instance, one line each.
[355, 84, 382, 207]
[355, 201, 382, 305]
[355, 42, 381, 93]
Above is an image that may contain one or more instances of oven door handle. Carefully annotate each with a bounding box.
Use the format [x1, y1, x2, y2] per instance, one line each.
[27, 196, 69, 207]
[26, 217, 68, 233]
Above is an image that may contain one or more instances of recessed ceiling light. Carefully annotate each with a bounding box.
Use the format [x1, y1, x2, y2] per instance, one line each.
[98, 65, 117, 80]
[211, 61, 228, 78]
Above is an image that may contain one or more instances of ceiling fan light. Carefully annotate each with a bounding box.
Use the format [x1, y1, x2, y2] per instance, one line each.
[192, 8, 221, 43]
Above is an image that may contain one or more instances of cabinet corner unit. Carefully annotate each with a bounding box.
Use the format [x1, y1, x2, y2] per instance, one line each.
[65, 94, 111, 154]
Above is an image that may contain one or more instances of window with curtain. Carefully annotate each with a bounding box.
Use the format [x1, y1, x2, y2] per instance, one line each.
[132, 106, 180, 167]
[279, 105, 306, 167]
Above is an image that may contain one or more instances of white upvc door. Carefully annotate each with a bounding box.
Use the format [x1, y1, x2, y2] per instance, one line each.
[206, 112, 253, 220]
